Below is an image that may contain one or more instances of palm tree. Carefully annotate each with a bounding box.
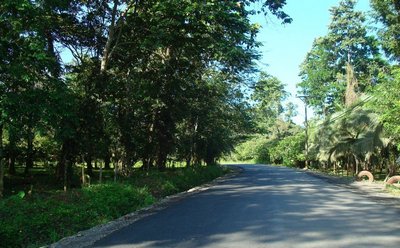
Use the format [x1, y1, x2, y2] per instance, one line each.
[309, 97, 390, 175]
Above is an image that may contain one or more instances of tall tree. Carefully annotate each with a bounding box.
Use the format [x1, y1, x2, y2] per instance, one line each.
[252, 72, 288, 133]
[0, 0, 292, 193]
[370, 68, 400, 143]
[370, 0, 400, 144]
[100, 0, 291, 169]
[371, 0, 400, 62]
[298, 0, 383, 114]
[0, 0, 63, 194]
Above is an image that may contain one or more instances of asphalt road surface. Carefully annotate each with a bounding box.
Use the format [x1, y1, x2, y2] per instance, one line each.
[93, 164, 400, 248]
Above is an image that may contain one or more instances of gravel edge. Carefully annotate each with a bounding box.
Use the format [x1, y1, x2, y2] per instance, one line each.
[46, 165, 243, 248]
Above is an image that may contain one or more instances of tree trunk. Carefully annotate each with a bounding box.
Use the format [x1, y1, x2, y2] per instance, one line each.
[56, 142, 69, 191]
[81, 165, 86, 185]
[85, 155, 93, 177]
[99, 161, 103, 184]
[63, 158, 68, 192]
[186, 157, 191, 167]
[104, 152, 111, 170]
[57, 146, 67, 180]
[140, 158, 152, 171]
[8, 155, 16, 175]
[0, 124, 4, 198]
[113, 158, 118, 183]
[8, 129, 17, 175]
[100, 0, 119, 73]
[154, 110, 173, 171]
[56, 139, 75, 184]
[156, 150, 167, 171]
[354, 155, 359, 175]
[24, 125, 34, 175]
[155, 125, 168, 171]
[46, 30, 61, 78]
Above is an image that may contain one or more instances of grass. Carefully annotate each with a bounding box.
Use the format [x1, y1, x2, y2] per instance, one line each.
[0, 165, 228, 248]
[219, 159, 255, 165]
[385, 184, 400, 196]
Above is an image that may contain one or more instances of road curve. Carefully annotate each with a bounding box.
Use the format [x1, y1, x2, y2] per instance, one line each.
[92, 164, 400, 248]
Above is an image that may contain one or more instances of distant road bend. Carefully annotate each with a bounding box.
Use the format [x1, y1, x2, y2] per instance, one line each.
[93, 164, 400, 248]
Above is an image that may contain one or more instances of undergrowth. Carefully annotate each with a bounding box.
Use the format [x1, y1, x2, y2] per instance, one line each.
[0, 165, 227, 248]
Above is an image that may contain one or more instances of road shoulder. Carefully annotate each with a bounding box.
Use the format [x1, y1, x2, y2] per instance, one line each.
[304, 169, 400, 209]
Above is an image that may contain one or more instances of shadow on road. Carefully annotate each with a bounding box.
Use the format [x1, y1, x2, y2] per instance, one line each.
[93, 165, 400, 248]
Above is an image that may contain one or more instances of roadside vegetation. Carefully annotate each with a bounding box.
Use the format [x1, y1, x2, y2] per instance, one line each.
[2, 0, 400, 246]
[0, 1, 291, 247]
[230, 0, 400, 188]
[0, 165, 227, 248]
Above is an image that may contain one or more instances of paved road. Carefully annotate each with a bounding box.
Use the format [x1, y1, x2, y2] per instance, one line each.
[93, 165, 400, 248]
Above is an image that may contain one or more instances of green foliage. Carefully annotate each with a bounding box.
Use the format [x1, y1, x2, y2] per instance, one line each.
[0, 185, 154, 248]
[232, 124, 305, 167]
[371, 0, 400, 61]
[231, 67, 304, 167]
[252, 72, 288, 132]
[370, 68, 400, 143]
[298, 0, 384, 114]
[298, 38, 340, 114]
[307, 100, 388, 174]
[0, 0, 291, 197]
[385, 184, 400, 196]
[254, 141, 271, 164]
[161, 181, 179, 195]
[118, 165, 227, 199]
[269, 132, 305, 167]
[295, 0, 400, 177]
[0, 165, 226, 248]
[233, 136, 269, 163]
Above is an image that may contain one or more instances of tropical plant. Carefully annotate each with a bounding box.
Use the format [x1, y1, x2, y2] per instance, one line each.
[308, 98, 390, 174]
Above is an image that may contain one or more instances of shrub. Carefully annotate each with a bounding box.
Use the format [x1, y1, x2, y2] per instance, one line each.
[0, 165, 226, 248]
[233, 135, 271, 163]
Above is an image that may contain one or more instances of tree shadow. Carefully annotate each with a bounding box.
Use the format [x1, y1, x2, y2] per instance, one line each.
[92, 165, 400, 248]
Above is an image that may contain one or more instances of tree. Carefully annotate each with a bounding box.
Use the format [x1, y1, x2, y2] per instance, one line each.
[101, 0, 290, 169]
[370, 68, 400, 142]
[298, 38, 339, 115]
[298, 0, 383, 114]
[232, 69, 303, 166]
[0, 0, 292, 195]
[0, 0, 64, 194]
[0, 124, 4, 198]
[307, 99, 388, 174]
[252, 72, 288, 132]
[370, 0, 400, 145]
[371, 0, 400, 62]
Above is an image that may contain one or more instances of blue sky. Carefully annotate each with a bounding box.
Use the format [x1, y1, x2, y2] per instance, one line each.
[251, 0, 371, 125]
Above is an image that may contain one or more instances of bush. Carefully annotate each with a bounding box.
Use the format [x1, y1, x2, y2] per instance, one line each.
[232, 135, 271, 163]
[254, 140, 271, 164]
[161, 181, 179, 195]
[0, 165, 226, 248]
[269, 132, 305, 166]
[0, 184, 154, 248]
